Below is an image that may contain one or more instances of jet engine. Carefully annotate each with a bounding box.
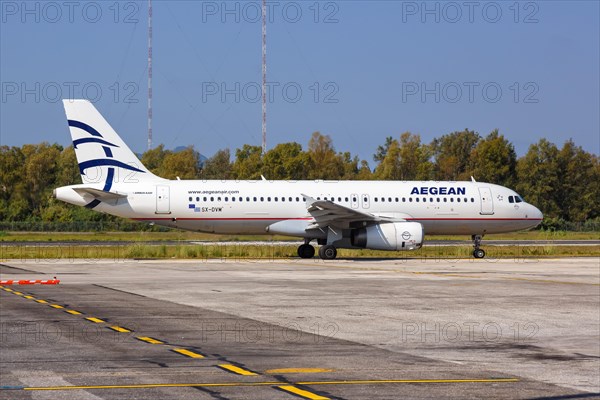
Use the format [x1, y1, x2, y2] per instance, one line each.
[351, 222, 424, 251]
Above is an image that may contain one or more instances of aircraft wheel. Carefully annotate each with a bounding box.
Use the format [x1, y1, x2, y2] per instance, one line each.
[298, 244, 315, 259]
[473, 249, 486, 259]
[319, 245, 337, 260]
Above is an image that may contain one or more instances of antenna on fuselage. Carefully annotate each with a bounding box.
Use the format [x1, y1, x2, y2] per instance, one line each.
[471, 176, 477, 183]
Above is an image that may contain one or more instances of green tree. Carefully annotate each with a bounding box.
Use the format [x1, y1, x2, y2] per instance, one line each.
[56, 146, 80, 186]
[556, 140, 599, 221]
[374, 132, 433, 180]
[356, 160, 373, 180]
[141, 144, 169, 175]
[232, 144, 263, 179]
[159, 146, 200, 179]
[516, 139, 561, 218]
[201, 149, 232, 179]
[373, 136, 394, 163]
[307, 132, 344, 180]
[469, 130, 517, 186]
[431, 129, 480, 180]
[373, 138, 401, 180]
[262, 142, 310, 180]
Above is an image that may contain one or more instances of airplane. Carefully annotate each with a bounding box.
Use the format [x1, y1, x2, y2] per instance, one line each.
[54, 100, 544, 260]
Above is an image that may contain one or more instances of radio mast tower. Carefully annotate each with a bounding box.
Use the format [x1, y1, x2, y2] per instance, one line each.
[261, 0, 267, 153]
[147, 0, 153, 150]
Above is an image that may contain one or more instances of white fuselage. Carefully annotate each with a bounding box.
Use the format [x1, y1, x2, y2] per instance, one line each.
[55, 180, 543, 236]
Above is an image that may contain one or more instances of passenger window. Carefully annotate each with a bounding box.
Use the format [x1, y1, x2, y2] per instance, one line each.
[430, 198, 433, 202]
[464, 198, 467, 202]
[188, 197, 192, 201]
[409, 198, 413, 202]
[437, 198, 440, 202]
[275, 197, 278, 202]
[450, 198, 454, 202]
[345, 197, 349, 202]
[239, 197, 243, 202]
[203, 197, 207, 202]
[195, 197, 199, 201]
[289, 197, 293, 202]
[395, 197, 399, 202]
[218, 197, 222, 201]
[457, 198, 461, 202]
[375, 198, 378, 202]
[267, 197, 271, 202]
[210, 197, 214, 201]
[225, 197, 228, 202]
[281, 197, 285, 202]
[402, 197, 406, 202]
[471, 198, 475, 202]
[232, 197, 235, 202]
[260, 197, 264, 201]
[416, 198, 419, 202]
[443, 198, 447, 202]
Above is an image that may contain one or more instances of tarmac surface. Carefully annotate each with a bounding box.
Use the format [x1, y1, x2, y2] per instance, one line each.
[1, 257, 599, 399]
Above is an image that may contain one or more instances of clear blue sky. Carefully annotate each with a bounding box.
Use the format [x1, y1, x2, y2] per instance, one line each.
[1, 1, 598, 165]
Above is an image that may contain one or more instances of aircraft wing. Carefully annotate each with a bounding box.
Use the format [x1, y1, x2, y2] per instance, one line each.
[303, 194, 401, 230]
[73, 187, 127, 201]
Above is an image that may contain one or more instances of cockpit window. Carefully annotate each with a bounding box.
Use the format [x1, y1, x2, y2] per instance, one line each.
[515, 196, 523, 203]
[509, 196, 514, 203]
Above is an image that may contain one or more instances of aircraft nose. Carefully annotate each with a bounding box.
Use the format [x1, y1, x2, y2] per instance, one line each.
[529, 204, 543, 226]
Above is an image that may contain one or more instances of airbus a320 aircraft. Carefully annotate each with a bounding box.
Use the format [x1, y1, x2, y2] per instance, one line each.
[54, 100, 543, 259]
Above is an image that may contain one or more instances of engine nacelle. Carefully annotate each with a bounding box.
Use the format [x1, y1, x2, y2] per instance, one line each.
[351, 222, 424, 251]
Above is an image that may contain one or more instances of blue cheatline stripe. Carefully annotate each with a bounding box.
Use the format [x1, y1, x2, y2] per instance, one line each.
[67, 120, 103, 137]
[102, 146, 113, 158]
[84, 199, 101, 209]
[78, 159, 145, 175]
[73, 137, 119, 149]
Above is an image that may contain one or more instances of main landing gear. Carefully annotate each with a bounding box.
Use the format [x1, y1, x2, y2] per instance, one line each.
[297, 243, 315, 259]
[318, 245, 337, 260]
[472, 234, 485, 259]
[297, 241, 337, 260]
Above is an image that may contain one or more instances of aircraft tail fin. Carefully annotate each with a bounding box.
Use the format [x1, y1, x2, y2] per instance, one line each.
[62, 99, 162, 185]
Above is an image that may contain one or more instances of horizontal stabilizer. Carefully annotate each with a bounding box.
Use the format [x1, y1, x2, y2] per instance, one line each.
[73, 187, 127, 201]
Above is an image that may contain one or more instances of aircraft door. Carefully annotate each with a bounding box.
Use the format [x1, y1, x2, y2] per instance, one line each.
[156, 185, 171, 214]
[478, 187, 494, 215]
[361, 194, 370, 209]
[351, 194, 359, 209]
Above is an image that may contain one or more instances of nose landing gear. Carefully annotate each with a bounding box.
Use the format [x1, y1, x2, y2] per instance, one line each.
[472, 235, 485, 258]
